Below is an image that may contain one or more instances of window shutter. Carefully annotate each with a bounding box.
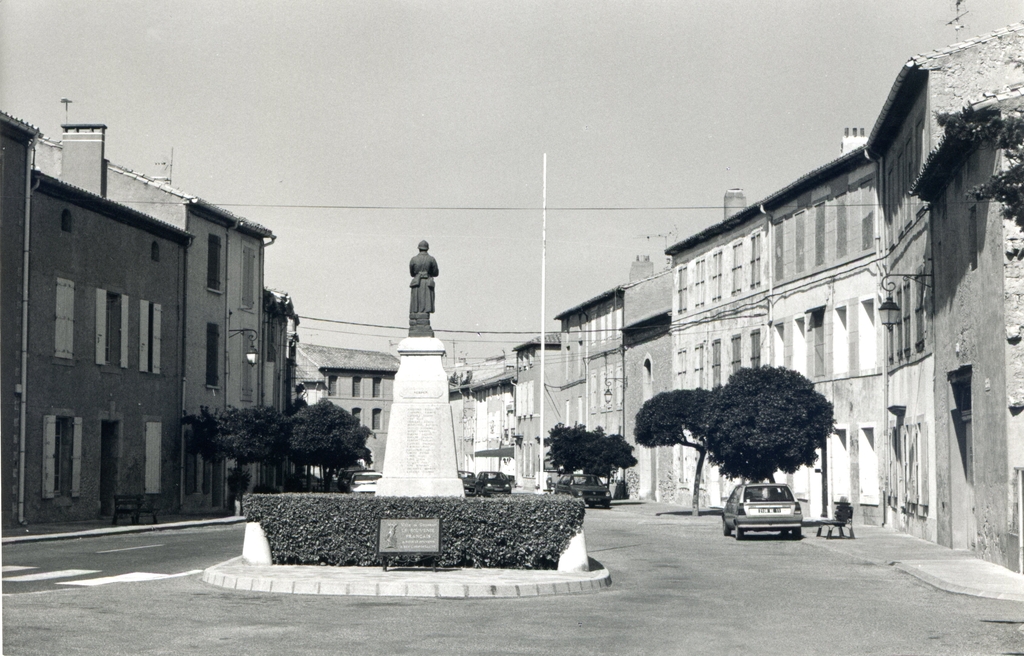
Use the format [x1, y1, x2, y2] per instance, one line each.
[55, 278, 75, 358]
[145, 422, 162, 494]
[152, 304, 162, 374]
[71, 417, 83, 497]
[95, 288, 107, 365]
[139, 300, 150, 372]
[120, 295, 130, 368]
[42, 416, 56, 499]
[918, 417, 929, 507]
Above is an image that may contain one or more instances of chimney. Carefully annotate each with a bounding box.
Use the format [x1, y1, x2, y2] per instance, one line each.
[724, 189, 746, 220]
[630, 255, 654, 282]
[841, 127, 867, 155]
[61, 124, 107, 196]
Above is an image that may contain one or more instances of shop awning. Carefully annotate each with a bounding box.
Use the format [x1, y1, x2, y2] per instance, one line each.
[474, 447, 514, 458]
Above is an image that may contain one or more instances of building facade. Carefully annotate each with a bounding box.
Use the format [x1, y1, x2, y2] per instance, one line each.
[294, 343, 399, 470]
[512, 334, 563, 490]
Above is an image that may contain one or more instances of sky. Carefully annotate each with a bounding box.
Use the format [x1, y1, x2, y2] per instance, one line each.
[3, 0, 1022, 364]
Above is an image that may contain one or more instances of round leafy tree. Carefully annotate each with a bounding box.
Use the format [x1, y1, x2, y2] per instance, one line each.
[548, 424, 637, 481]
[218, 405, 291, 465]
[289, 400, 373, 491]
[634, 387, 716, 515]
[705, 366, 834, 483]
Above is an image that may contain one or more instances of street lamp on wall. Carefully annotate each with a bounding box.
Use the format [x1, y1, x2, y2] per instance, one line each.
[229, 328, 259, 366]
[878, 273, 932, 331]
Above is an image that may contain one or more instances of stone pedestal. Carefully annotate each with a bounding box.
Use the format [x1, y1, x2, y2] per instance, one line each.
[375, 337, 464, 497]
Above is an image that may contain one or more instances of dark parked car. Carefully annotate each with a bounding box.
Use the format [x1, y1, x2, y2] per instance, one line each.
[722, 483, 803, 539]
[474, 471, 512, 496]
[459, 470, 477, 496]
[553, 474, 611, 508]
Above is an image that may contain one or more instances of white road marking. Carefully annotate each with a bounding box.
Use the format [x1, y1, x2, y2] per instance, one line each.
[58, 569, 202, 586]
[2, 566, 37, 573]
[96, 544, 164, 554]
[4, 569, 100, 582]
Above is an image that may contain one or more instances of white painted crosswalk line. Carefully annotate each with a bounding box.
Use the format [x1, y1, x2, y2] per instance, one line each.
[58, 570, 202, 586]
[4, 569, 100, 582]
[2, 566, 37, 573]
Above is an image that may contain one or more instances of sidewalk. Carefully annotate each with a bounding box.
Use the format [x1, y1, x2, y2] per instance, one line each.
[799, 522, 1024, 602]
[1, 513, 245, 544]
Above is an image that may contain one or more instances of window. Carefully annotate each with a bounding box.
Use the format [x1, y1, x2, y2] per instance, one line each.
[677, 348, 687, 387]
[773, 323, 785, 367]
[139, 300, 161, 373]
[206, 323, 220, 387]
[55, 278, 75, 359]
[328, 375, 338, 396]
[750, 330, 761, 368]
[372, 377, 382, 398]
[60, 209, 73, 232]
[712, 340, 721, 387]
[352, 376, 362, 398]
[43, 415, 81, 499]
[145, 421, 162, 494]
[915, 269, 927, 351]
[352, 408, 362, 425]
[750, 233, 762, 288]
[795, 211, 806, 273]
[372, 408, 382, 430]
[732, 243, 743, 295]
[793, 317, 807, 375]
[831, 428, 850, 501]
[902, 281, 912, 357]
[730, 335, 741, 374]
[811, 309, 825, 378]
[207, 235, 222, 291]
[677, 266, 688, 312]
[240, 339, 253, 402]
[968, 205, 979, 271]
[859, 299, 876, 371]
[814, 204, 826, 266]
[774, 221, 785, 281]
[858, 427, 879, 504]
[833, 306, 848, 376]
[711, 251, 723, 301]
[694, 344, 704, 389]
[151, 241, 160, 262]
[242, 246, 255, 308]
[694, 260, 706, 307]
[836, 196, 848, 258]
[95, 289, 128, 367]
[861, 210, 875, 252]
[591, 372, 599, 409]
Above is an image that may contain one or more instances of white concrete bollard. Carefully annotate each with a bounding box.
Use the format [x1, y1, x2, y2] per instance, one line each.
[557, 529, 589, 572]
[242, 522, 272, 565]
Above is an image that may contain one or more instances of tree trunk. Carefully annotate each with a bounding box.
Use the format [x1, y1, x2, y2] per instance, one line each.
[692, 446, 706, 517]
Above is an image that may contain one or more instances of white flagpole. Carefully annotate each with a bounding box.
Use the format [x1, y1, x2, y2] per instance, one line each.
[539, 154, 547, 493]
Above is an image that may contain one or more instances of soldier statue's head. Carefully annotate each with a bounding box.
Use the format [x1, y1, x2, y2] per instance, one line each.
[418, 240, 429, 252]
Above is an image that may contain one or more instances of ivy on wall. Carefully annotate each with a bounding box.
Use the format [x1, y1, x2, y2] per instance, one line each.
[936, 107, 1024, 228]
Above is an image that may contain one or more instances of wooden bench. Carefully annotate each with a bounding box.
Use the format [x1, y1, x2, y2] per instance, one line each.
[112, 494, 158, 526]
[816, 503, 854, 539]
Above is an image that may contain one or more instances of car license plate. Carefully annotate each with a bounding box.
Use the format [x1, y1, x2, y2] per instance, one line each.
[758, 507, 783, 514]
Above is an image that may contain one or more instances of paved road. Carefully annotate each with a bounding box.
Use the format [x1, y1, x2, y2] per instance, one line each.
[2, 524, 244, 594]
[4, 503, 1024, 655]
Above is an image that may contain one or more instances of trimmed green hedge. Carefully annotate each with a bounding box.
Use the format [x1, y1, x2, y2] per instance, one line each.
[243, 493, 586, 569]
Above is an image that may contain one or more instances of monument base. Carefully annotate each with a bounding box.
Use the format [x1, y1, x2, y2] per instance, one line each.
[376, 337, 464, 498]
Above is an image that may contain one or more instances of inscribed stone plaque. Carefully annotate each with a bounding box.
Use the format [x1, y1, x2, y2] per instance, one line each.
[377, 518, 441, 555]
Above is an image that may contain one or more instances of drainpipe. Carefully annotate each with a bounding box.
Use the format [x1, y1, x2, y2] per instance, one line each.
[18, 144, 38, 525]
[761, 205, 774, 364]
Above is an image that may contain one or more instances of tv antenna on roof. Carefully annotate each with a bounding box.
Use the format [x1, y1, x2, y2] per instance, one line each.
[947, 0, 968, 34]
[60, 98, 72, 125]
[154, 148, 174, 184]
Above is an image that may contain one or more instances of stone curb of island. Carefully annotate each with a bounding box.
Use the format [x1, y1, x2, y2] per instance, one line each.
[201, 522, 610, 598]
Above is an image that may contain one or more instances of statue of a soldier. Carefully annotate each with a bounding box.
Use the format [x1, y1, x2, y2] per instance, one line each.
[409, 240, 438, 337]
